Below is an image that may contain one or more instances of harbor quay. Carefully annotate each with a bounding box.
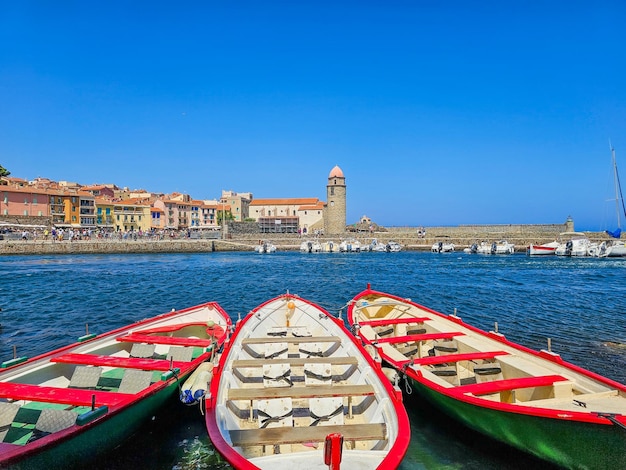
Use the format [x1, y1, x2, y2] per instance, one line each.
[0, 223, 619, 255]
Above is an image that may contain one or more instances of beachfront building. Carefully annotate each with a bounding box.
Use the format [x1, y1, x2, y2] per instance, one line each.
[153, 195, 192, 229]
[199, 200, 220, 229]
[112, 199, 151, 232]
[0, 185, 50, 218]
[151, 207, 165, 230]
[248, 197, 325, 234]
[60, 191, 96, 228]
[81, 184, 116, 199]
[324, 165, 346, 236]
[220, 190, 252, 222]
[94, 198, 115, 229]
[48, 190, 66, 226]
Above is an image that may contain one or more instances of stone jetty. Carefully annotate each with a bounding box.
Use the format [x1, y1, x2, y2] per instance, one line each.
[0, 223, 618, 255]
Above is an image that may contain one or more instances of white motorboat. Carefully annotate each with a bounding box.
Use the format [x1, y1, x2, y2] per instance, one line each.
[339, 238, 361, 252]
[527, 241, 559, 256]
[368, 238, 388, 252]
[386, 241, 402, 252]
[555, 233, 593, 257]
[431, 241, 455, 253]
[254, 241, 276, 253]
[476, 240, 515, 255]
[320, 240, 336, 252]
[299, 240, 322, 253]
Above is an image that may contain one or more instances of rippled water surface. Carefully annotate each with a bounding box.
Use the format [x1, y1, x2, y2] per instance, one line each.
[1, 251, 625, 469]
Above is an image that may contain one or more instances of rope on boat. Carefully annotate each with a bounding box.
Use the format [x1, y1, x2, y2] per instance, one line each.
[401, 360, 414, 395]
[304, 368, 332, 382]
[265, 348, 289, 359]
[262, 369, 293, 387]
[310, 405, 344, 426]
[258, 409, 294, 428]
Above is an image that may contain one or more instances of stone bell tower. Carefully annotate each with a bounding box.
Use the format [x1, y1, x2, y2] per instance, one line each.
[324, 165, 346, 235]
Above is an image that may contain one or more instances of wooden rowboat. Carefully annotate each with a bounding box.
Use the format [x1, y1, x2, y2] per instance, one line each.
[347, 285, 626, 470]
[0, 301, 231, 469]
[206, 293, 410, 469]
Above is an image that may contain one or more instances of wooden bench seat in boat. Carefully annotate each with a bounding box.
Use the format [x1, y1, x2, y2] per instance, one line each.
[116, 334, 213, 347]
[50, 353, 191, 371]
[356, 317, 431, 327]
[241, 336, 341, 345]
[0, 382, 133, 407]
[229, 422, 387, 447]
[454, 375, 569, 396]
[232, 357, 359, 368]
[228, 384, 375, 401]
[375, 332, 465, 345]
[408, 351, 510, 366]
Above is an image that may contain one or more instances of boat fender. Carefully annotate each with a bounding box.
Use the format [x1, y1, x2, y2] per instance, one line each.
[382, 367, 399, 386]
[180, 362, 214, 405]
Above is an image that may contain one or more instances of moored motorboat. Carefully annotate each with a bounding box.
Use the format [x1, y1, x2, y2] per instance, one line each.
[555, 233, 593, 257]
[339, 238, 361, 253]
[206, 293, 410, 470]
[347, 285, 626, 470]
[0, 302, 232, 469]
[527, 241, 559, 256]
[476, 240, 515, 254]
[386, 241, 402, 252]
[299, 240, 322, 253]
[255, 240, 277, 253]
[431, 241, 455, 253]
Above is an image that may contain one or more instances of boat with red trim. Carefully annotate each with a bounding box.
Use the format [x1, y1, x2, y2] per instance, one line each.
[527, 241, 559, 256]
[0, 301, 231, 469]
[205, 293, 410, 470]
[347, 285, 626, 470]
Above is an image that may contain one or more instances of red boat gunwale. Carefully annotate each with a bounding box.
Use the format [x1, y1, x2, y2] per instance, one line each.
[401, 350, 510, 366]
[356, 317, 431, 326]
[50, 353, 194, 370]
[115, 334, 213, 347]
[375, 331, 464, 344]
[0, 382, 134, 407]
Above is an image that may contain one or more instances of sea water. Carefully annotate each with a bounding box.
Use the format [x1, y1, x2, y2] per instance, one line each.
[1, 251, 624, 469]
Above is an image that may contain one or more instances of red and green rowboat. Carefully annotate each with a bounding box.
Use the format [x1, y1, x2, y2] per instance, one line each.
[0, 301, 231, 469]
[347, 285, 626, 470]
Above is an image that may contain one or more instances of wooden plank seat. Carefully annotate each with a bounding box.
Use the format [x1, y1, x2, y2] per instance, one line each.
[375, 332, 465, 345]
[241, 336, 341, 345]
[357, 317, 431, 327]
[232, 357, 359, 368]
[228, 384, 375, 401]
[0, 382, 133, 407]
[51, 353, 192, 371]
[406, 351, 510, 366]
[229, 422, 387, 447]
[116, 333, 212, 347]
[454, 375, 569, 396]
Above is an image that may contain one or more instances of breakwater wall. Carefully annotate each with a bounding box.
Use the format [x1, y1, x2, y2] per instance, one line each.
[0, 223, 618, 255]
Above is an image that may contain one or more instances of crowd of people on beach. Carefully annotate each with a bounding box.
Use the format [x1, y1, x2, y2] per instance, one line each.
[7, 227, 206, 242]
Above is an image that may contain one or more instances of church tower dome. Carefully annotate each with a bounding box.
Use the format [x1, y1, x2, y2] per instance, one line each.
[324, 165, 346, 235]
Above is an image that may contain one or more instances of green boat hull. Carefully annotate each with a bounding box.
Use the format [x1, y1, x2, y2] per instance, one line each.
[408, 377, 626, 470]
[7, 378, 185, 470]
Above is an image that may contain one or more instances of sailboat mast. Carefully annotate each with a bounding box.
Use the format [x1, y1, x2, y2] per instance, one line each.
[611, 145, 626, 229]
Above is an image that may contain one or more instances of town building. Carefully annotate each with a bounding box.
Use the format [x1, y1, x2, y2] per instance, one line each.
[220, 190, 252, 222]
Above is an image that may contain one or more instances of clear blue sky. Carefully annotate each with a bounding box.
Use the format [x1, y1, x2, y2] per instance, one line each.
[2, 1, 625, 230]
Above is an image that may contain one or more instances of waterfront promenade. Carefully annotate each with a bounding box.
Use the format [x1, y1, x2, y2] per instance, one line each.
[0, 224, 618, 255]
